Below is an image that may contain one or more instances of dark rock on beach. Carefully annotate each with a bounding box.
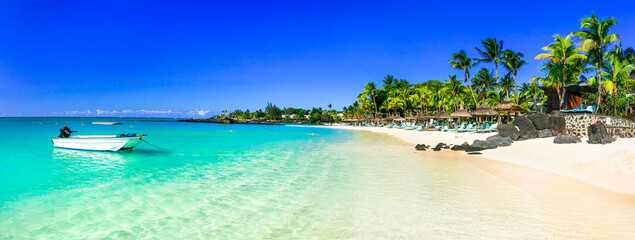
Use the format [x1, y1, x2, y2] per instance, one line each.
[415, 144, 430, 151]
[497, 124, 520, 141]
[547, 116, 567, 135]
[471, 139, 492, 150]
[512, 116, 538, 140]
[486, 134, 513, 147]
[587, 122, 613, 144]
[527, 113, 549, 130]
[537, 129, 554, 138]
[553, 135, 581, 144]
[433, 143, 449, 151]
[451, 142, 470, 151]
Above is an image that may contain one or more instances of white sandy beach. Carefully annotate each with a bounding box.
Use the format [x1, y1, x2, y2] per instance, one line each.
[320, 125, 635, 196]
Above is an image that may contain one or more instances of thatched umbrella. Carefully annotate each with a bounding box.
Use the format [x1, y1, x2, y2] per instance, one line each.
[472, 107, 499, 128]
[432, 111, 450, 128]
[450, 108, 472, 126]
[450, 109, 472, 118]
[472, 107, 498, 116]
[433, 111, 451, 119]
[393, 117, 406, 122]
[494, 101, 525, 113]
[494, 100, 525, 123]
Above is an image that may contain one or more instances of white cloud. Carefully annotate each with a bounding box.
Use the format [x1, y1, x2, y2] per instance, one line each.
[197, 110, 210, 116]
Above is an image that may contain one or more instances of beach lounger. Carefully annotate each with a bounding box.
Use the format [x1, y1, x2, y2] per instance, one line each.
[457, 124, 474, 132]
[477, 123, 498, 133]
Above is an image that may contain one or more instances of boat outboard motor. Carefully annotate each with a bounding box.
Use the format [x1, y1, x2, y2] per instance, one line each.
[58, 126, 76, 138]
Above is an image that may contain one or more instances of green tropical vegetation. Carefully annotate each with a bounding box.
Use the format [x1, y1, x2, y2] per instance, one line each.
[344, 13, 635, 119]
[214, 102, 342, 124]
[209, 14, 634, 124]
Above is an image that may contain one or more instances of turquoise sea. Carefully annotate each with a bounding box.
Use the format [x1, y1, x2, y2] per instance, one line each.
[0, 118, 633, 239]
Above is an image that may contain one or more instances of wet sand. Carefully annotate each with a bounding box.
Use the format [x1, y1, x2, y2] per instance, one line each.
[319, 125, 635, 196]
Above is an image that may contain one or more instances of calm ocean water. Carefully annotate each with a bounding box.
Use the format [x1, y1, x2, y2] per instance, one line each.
[0, 118, 632, 239]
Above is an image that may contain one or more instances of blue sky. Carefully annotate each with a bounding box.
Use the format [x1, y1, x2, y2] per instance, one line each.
[1, 0, 634, 117]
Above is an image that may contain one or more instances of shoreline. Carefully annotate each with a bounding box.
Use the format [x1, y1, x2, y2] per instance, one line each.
[315, 124, 635, 196]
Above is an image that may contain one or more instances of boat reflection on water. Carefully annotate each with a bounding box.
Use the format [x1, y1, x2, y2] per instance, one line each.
[52, 148, 130, 173]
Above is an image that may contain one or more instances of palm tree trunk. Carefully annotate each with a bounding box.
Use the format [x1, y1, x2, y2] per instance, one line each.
[560, 65, 567, 110]
[455, 95, 459, 110]
[465, 71, 478, 107]
[613, 91, 617, 116]
[513, 72, 518, 103]
[495, 63, 499, 84]
[372, 96, 378, 116]
[596, 54, 602, 114]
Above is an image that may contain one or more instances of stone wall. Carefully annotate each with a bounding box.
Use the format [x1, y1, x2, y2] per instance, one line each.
[562, 112, 635, 138]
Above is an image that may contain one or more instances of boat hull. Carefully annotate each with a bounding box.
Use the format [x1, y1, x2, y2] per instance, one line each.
[52, 135, 145, 152]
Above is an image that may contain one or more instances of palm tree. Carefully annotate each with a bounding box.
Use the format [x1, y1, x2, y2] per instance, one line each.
[382, 74, 396, 87]
[499, 74, 515, 99]
[362, 82, 378, 115]
[536, 34, 587, 109]
[475, 38, 504, 83]
[397, 87, 412, 114]
[484, 90, 506, 108]
[441, 75, 462, 110]
[472, 67, 497, 105]
[449, 50, 478, 107]
[413, 86, 428, 114]
[501, 50, 528, 101]
[575, 14, 619, 113]
[607, 43, 635, 65]
[590, 58, 634, 116]
[520, 80, 545, 111]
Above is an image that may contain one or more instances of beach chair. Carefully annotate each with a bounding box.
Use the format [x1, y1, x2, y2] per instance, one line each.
[457, 124, 474, 132]
[477, 123, 498, 133]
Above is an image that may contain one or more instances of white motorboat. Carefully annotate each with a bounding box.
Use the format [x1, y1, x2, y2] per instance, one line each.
[52, 134, 146, 151]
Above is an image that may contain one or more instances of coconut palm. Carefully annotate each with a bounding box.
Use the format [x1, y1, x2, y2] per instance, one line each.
[397, 87, 412, 114]
[382, 74, 396, 87]
[607, 43, 635, 65]
[362, 82, 379, 115]
[575, 14, 619, 113]
[484, 90, 506, 108]
[519, 80, 545, 111]
[589, 58, 634, 115]
[499, 74, 516, 99]
[441, 75, 463, 110]
[472, 67, 498, 105]
[501, 50, 528, 101]
[536, 34, 587, 109]
[449, 50, 479, 107]
[475, 38, 504, 83]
